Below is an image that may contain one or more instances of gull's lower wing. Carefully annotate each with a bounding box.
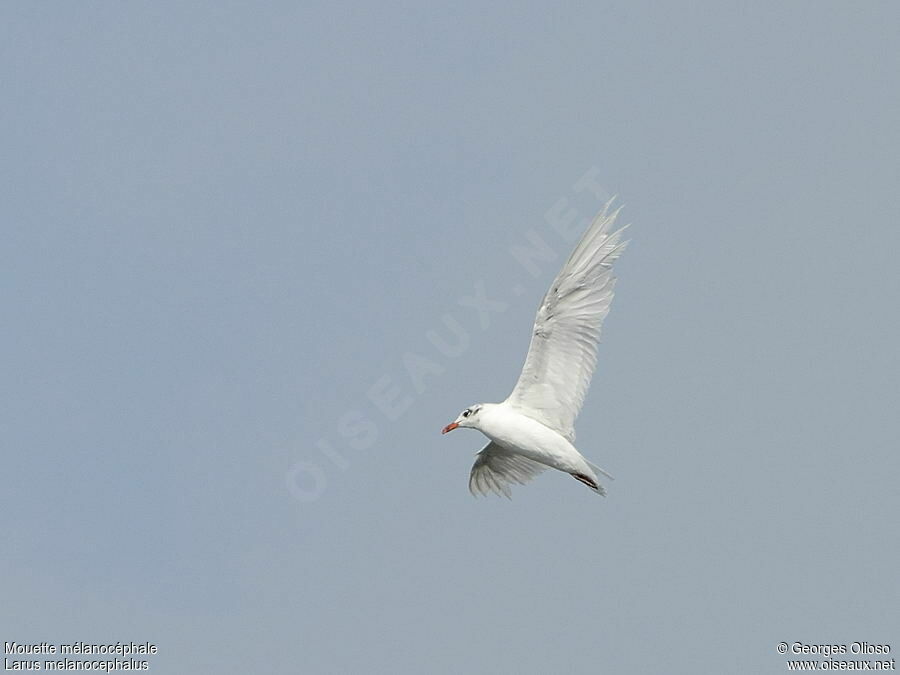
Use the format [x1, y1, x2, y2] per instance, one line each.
[469, 442, 548, 498]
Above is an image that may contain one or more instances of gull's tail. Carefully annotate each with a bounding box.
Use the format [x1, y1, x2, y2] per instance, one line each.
[587, 458, 614, 481]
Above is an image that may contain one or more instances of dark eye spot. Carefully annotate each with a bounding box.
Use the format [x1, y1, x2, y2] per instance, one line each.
[462, 410, 470, 417]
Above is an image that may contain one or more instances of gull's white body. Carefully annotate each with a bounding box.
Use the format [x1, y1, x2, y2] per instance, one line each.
[476, 403, 596, 478]
[442, 199, 628, 497]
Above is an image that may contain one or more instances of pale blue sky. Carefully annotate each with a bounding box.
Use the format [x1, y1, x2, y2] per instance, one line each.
[3, 2, 899, 673]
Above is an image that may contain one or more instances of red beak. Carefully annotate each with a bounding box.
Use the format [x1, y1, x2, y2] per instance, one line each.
[441, 422, 459, 434]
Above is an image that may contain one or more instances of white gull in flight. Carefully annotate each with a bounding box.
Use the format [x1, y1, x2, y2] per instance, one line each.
[441, 201, 629, 497]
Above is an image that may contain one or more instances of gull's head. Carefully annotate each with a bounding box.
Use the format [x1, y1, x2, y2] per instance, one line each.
[441, 405, 483, 434]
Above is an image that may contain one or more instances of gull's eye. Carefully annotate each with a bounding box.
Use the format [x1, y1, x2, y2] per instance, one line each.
[462, 409, 470, 418]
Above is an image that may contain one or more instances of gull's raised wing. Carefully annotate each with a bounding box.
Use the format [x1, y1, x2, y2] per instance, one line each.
[505, 201, 628, 441]
[469, 442, 548, 498]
